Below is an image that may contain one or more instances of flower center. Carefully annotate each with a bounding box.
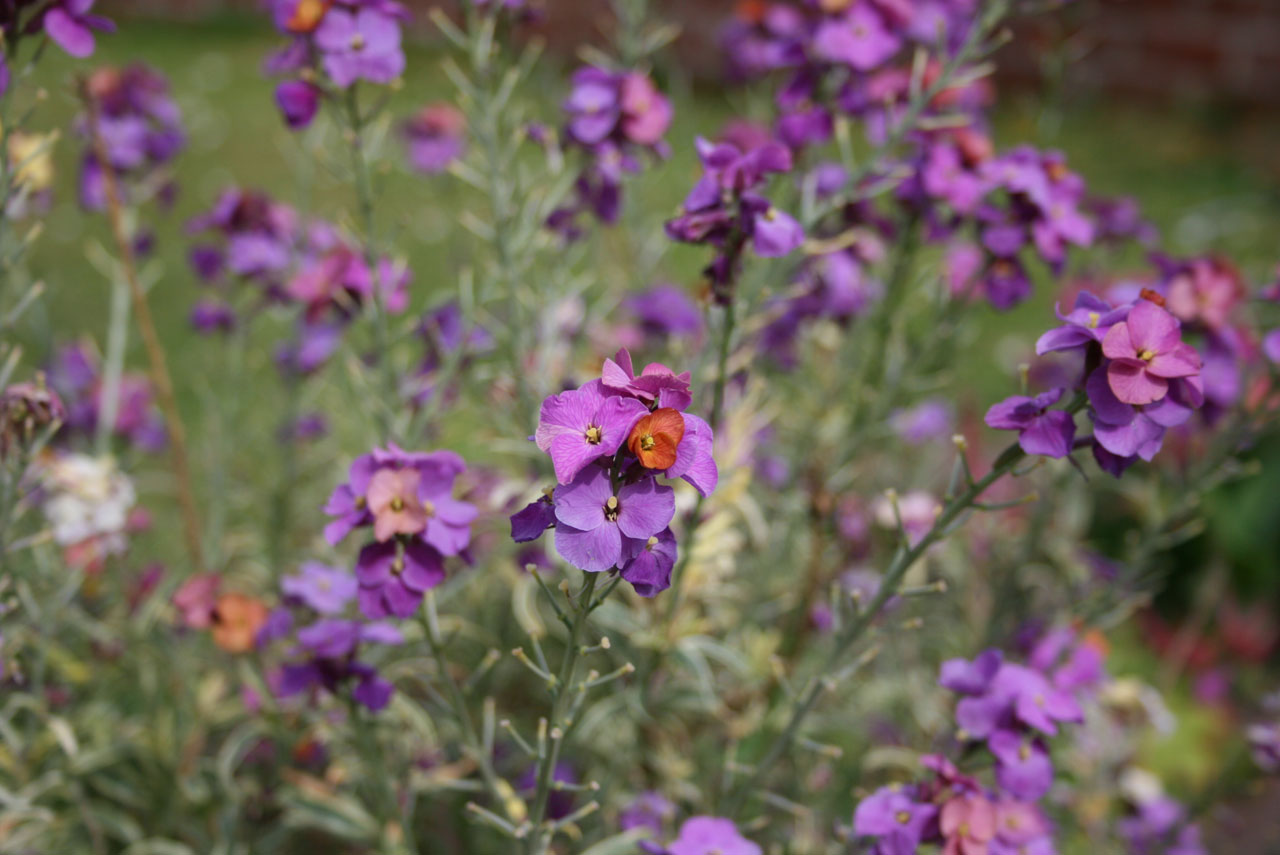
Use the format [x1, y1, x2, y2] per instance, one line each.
[1137, 348, 1156, 362]
[604, 495, 620, 522]
[640, 434, 656, 451]
[390, 496, 405, 512]
[959, 823, 971, 837]
[895, 810, 911, 825]
[645, 535, 658, 551]
[764, 206, 778, 221]
[1018, 743, 1030, 761]
[354, 495, 367, 510]
[391, 555, 405, 575]
[349, 32, 366, 51]
[1034, 693, 1046, 707]
[422, 499, 435, 518]
[1087, 311, 1100, 328]
[584, 425, 603, 445]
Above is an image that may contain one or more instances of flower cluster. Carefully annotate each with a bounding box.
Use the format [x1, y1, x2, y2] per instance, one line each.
[854, 630, 1106, 854]
[665, 137, 804, 300]
[260, 562, 404, 712]
[324, 445, 477, 619]
[548, 67, 673, 240]
[186, 187, 410, 378]
[510, 348, 717, 596]
[928, 145, 1095, 310]
[47, 343, 166, 452]
[1019, 291, 1205, 475]
[77, 65, 183, 218]
[265, 0, 409, 130]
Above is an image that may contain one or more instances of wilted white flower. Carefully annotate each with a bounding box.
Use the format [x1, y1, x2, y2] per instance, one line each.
[41, 453, 136, 550]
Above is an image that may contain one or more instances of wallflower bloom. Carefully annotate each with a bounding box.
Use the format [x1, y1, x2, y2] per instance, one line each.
[1101, 300, 1201, 406]
[940, 795, 996, 855]
[665, 817, 761, 855]
[619, 527, 677, 597]
[534, 380, 647, 484]
[984, 388, 1075, 459]
[628, 409, 685, 469]
[212, 593, 270, 653]
[281, 562, 358, 615]
[403, 103, 466, 173]
[355, 539, 445, 618]
[44, 0, 115, 58]
[314, 6, 405, 87]
[553, 467, 675, 572]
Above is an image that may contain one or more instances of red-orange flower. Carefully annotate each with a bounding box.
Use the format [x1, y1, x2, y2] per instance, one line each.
[211, 593, 270, 654]
[627, 408, 685, 470]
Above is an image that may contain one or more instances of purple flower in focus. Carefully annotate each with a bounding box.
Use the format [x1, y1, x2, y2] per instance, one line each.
[853, 785, 938, 848]
[1036, 291, 1131, 355]
[552, 467, 675, 572]
[620, 526, 677, 597]
[984, 388, 1076, 459]
[534, 380, 647, 484]
[355, 539, 445, 619]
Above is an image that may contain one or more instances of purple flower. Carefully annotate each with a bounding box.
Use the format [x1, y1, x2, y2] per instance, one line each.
[510, 493, 557, 543]
[1101, 300, 1201, 406]
[565, 67, 621, 146]
[664, 413, 718, 497]
[620, 791, 676, 836]
[666, 817, 761, 855]
[314, 7, 405, 88]
[891, 399, 953, 445]
[1248, 722, 1280, 774]
[620, 527, 677, 597]
[989, 729, 1053, 800]
[984, 388, 1076, 459]
[355, 539, 445, 619]
[812, 4, 901, 71]
[853, 785, 937, 848]
[189, 300, 236, 334]
[534, 380, 647, 484]
[940, 649, 1003, 695]
[282, 562, 358, 615]
[275, 80, 320, 130]
[403, 103, 466, 173]
[44, 0, 116, 58]
[552, 467, 675, 572]
[624, 283, 703, 343]
[1035, 291, 1131, 355]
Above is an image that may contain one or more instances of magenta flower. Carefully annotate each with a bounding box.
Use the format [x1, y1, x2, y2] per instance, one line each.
[44, 0, 115, 59]
[619, 72, 673, 146]
[355, 539, 445, 618]
[811, 4, 900, 72]
[314, 7, 405, 88]
[1101, 300, 1201, 405]
[984, 388, 1075, 459]
[666, 817, 761, 855]
[367, 467, 429, 541]
[534, 380, 647, 484]
[601, 348, 693, 411]
[552, 467, 674, 572]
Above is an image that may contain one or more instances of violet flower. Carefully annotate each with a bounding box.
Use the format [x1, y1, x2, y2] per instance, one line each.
[552, 467, 675, 573]
[44, 0, 115, 58]
[984, 388, 1076, 459]
[1101, 299, 1201, 406]
[534, 380, 648, 485]
[314, 6, 405, 87]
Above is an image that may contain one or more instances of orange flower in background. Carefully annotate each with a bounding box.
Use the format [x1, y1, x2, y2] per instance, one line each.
[627, 408, 685, 470]
[212, 593, 269, 654]
[286, 0, 332, 34]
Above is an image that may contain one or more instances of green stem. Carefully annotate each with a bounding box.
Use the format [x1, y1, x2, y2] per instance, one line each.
[725, 436, 1040, 817]
[343, 85, 400, 444]
[526, 572, 599, 854]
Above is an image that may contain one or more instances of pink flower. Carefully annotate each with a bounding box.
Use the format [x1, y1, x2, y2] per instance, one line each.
[1101, 300, 1201, 405]
[940, 795, 996, 855]
[366, 467, 428, 542]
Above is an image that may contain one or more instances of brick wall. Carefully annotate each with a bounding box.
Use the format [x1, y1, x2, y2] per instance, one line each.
[102, 0, 1280, 106]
